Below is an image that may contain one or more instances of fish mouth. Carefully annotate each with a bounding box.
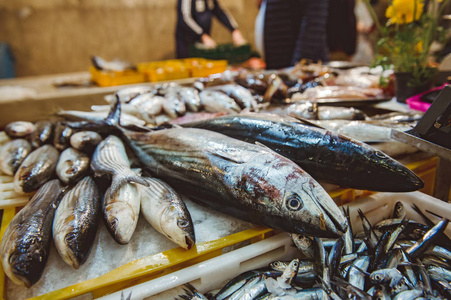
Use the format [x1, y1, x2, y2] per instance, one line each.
[185, 236, 195, 250]
[316, 197, 348, 236]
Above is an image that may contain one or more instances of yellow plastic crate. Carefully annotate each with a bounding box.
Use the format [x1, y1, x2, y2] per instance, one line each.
[191, 60, 228, 77]
[89, 66, 146, 87]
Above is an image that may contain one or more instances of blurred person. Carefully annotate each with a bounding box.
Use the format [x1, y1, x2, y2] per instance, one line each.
[255, 0, 330, 70]
[175, 0, 247, 59]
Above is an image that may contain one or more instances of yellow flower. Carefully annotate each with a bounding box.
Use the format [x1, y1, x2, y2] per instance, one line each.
[415, 40, 423, 52]
[386, 0, 424, 24]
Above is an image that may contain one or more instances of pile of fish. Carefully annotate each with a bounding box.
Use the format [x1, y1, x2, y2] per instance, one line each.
[0, 99, 351, 288]
[178, 202, 451, 299]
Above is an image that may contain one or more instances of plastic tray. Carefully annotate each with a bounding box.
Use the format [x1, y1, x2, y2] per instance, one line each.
[89, 67, 147, 87]
[98, 191, 451, 300]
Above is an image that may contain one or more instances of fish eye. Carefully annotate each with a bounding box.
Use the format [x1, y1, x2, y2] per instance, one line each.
[286, 194, 303, 211]
[375, 151, 386, 158]
[178, 219, 189, 228]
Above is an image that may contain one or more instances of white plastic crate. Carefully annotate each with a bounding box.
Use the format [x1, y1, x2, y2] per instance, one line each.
[99, 191, 451, 300]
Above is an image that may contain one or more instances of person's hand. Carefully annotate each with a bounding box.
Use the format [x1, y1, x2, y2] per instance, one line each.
[232, 29, 247, 46]
[201, 34, 217, 48]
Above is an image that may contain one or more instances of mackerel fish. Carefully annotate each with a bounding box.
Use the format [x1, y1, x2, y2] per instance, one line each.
[66, 100, 348, 238]
[183, 114, 424, 192]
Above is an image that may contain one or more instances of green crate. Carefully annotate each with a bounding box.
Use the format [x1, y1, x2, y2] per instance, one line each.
[188, 43, 251, 64]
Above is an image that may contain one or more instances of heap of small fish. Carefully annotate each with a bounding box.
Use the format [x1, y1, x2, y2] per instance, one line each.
[0, 98, 349, 288]
[178, 202, 451, 299]
[0, 118, 197, 288]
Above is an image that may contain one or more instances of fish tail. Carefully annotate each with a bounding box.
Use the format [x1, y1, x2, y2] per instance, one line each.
[109, 171, 148, 196]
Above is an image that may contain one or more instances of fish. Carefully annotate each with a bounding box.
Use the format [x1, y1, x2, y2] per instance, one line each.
[308, 119, 414, 143]
[286, 102, 368, 120]
[179, 87, 201, 112]
[13, 144, 59, 194]
[31, 120, 54, 148]
[66, 100, 348, 238]
[0, 139, 32, 175]
[53, 122, 73, 151]
[0, 179, 65, 287]
[103, 182, 141, 244]
[198, 90, 241, 114]
[69, 130, 103, 154]
[4, 121, 35, 139]
[128, 127, 346, 237]
[183, 114, 424, 192]
[91, 135, 147, 195]
[57, 109, 146, 127]
[162, 93, 186, 118]
[140, 177, 195, 250]
[91, 55, 136, 72]
[56, 147, 90, 185]
[209, 84, 258, 110]
[53, 176, 101, 269]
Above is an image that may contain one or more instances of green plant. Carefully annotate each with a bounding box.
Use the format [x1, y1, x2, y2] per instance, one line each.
[364, 0, 449, 87]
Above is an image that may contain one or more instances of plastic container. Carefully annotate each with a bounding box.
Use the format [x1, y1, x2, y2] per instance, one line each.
[89, 67, 146, 87]
[98, 191, 451, 300]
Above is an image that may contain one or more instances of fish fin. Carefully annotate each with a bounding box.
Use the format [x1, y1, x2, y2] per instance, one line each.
[203, 149, 246, 164]
[105, 95, 122, 126]
[110, 171, 149, 196]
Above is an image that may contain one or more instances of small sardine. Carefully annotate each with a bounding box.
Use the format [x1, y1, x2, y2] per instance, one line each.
[0, 139, 32, 175]
[140, 177, 195, 250]
[103, 182, 141, 244]
[4, 121, 35, 139]
[162, 93, 186, 119]
[276, 258, 299, 288]
[0, 179, 65, 287]
[209, 84, 258, 111]
[393, 201, 406, 219]
[53, 176, 101, 269]
[291, 234, 315, 259]
[56, 147, 90, 185]
[91, 135, 147, 196]
[31, 120, 54, 148]
[199, 90, 241, 114]
[70, 131, 103, 154]
[179, 87, 201, 112]
[13, 144, 59, 194]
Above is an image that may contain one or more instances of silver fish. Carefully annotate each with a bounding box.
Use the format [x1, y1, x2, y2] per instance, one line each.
[53, 176, 101, 269]
[140, 177, 195, 250]
[199, 90, 241, 114]
[103, 182, 141, 244]
[13, 144, 59, 194]
[125, 127, 347, 238]
[31, 120, 54, 148]
[91, 55, 136, 72]
[209, 84, 258, 111]
[56, 147, 90, 185]
[179, 87, 201, 112]
[162, 93, 186, 118]
[0, 139, 32, 175]
[53, 122, 73, 151]
[114, 85, 154, 103]
[57, 110, 146, 127]
[0, 179, 65, 287]
[69, 131, 103, 153]
[286, 102, 367, 120]
[91, 135, 147, 195]
[4, 121, 35, 139]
